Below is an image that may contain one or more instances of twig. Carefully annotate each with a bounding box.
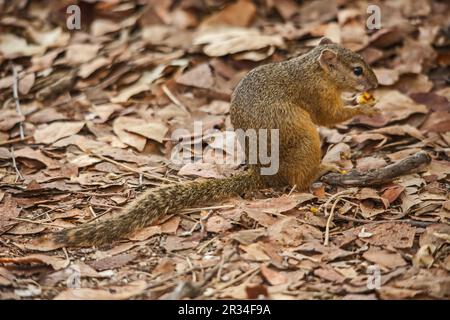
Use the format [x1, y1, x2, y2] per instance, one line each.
[88, 151, 172, 184]
[10, 146, 24, 181]
[288, 184, 297, 196]
[197, 235, 219, 254]
[334, 213, 434, 228]
[162, 84, 189, 114]
[85, 208, 113, 223]
[181, 204, 235, 214]
[89, 203, 122, 210]
[321, 151, 431, 186]
[88, 206, 97, 218]
[320, 189, 357, 217]
[215, 266, 260, 291]
[11, 217, 62, 227]
[0, 136, 32, 146]
[324, 197, 341, 246]
[145, 266, 201, 291]
[10, 63, 24, 139]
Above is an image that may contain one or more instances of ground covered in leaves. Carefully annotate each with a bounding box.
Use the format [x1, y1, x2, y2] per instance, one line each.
[0, 0, 449, 300]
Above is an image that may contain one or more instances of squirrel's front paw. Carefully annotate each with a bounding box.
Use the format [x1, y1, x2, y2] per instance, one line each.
[318, 163, 346, 176]
[358, 104, 381, 117]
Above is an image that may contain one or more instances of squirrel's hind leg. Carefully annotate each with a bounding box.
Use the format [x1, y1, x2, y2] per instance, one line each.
[278, 145, 322, 191]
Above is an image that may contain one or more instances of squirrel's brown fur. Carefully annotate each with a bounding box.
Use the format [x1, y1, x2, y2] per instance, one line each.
[52, 38, 378, 247]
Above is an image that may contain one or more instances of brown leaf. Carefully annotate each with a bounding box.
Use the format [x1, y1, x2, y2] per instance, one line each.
[7, 223, 46, 235]
[0, 147, 11, 159]
[18, 72, 35, 95]
[314, 266, 346, 283]
[362, 248, 407, 270]
[113, 117, 147, 151]
[419, 224, 450, 248]
[194, 28, 284, 57]
[199, 0, 256, 29]
[126, 120, 168, 143]
[128, 216, 180, 241]
[15, 147, 59, 169]
[260, 264, 288, 285]
[206, 215, 233, 233]
[356, 156, 387, 171]
[381, 184, 405, 205]
[0, 267, 15, 286]
[360, 222, 416, 249]
[0, 34, 45, 58]
[176, 63, 215, 90]
[274, 0, 300, 21]
[373, 68, 399, 86]
[54, 280, 147, 300]
[0, 110, 25, 131]
[245, 284, 269, 299]
[421, 111, 450, 133]
[377, 286, 421, 299]
[240, 242, 271, 261]
[267, 217, 322, 247]
[394, 74, 433, 95]
[178, 162, 225, 179]
[88, 253, 136, 271]
[34, 121, 85, 144]
[0, 195, 21, 232]
[0, 254, 69, 270]
[28, 108, 67, 124]
[230, 228, 266, 245]
[164, 235, 198, 252]
[78, 57, 111, 79]
[295, 241, 354, 262]
[65, 43, 101, 65]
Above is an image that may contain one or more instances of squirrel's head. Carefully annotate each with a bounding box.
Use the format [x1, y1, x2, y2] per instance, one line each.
[316, 38, 378, 93]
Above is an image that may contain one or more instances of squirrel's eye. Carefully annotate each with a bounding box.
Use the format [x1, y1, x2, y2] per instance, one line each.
[353, 66, 363, 76]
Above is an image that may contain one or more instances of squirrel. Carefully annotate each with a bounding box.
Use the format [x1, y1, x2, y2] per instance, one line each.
[52, 38, 378, 247]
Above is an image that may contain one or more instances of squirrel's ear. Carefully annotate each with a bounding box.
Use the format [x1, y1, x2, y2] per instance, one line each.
[319, 37, 333, 45]
[318, 49, 337, 72]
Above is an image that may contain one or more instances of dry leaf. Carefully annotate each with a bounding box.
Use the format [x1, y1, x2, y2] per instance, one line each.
[54, 280, 146, 300]
[0, 254, 69, 270]
[363, 248, 407, 269]
[34, 121, 85, 144]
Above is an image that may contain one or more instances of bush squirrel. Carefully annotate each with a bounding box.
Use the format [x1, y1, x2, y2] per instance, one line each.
[53, 38, 378, 247]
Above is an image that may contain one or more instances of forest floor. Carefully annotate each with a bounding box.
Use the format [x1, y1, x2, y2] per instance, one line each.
[0, 0, 449, 299]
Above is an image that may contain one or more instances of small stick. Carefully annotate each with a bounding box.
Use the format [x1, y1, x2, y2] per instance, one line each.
[88, 151, 172, 184]
[288, 184, 297, 196]
[85, 208, 113, 223]
[162, 84, 189, 114]
[324, 196, 341, 246]
[181, 204, 234, 214]
[88, 206, 97, 218]
[11, 217, 62, 227]
[321, 151, 431, 186]
[0, 136, 32, 146]
[215, 266, 260, 291]
[11, 64, 25, 140]
[334, 213, 434, 228]
[320, 189, 356, 217]
[10, 146, 24, 181]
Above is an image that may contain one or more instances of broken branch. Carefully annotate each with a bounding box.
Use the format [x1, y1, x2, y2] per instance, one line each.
[321, 151, 431, 187]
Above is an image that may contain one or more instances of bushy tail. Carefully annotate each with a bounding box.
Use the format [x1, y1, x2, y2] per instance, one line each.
[53, 171, 262, 247]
